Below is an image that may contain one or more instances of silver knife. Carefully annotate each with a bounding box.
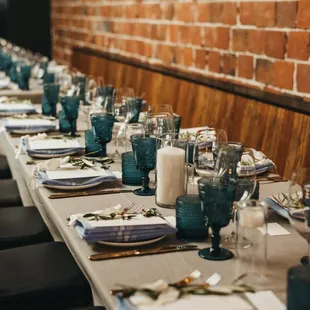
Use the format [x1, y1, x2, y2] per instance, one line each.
[89, 245, 199, 261]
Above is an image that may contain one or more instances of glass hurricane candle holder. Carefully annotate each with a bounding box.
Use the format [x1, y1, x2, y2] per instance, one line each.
[91, 113, 115, 157]
[42, 83, 59, 117]
[156, 133, 188, 209]
[60, 96, 80, 136]
[130, 134, 157, 196]
[198, 177, 236, 261]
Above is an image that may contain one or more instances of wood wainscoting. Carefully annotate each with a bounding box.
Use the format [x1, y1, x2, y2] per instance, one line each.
[71, 48, 310, 179]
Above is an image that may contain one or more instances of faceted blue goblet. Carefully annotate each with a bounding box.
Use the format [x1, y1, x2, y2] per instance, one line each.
[58, 110, 71, 134]
[85, 129, 102, 157]
[91, 113, 115, 157]
[60, 96, 80, 136]
[42, 83, 60, 117]
[16, 64, 31, 90]
[198, 177, 236, 261]
[121, 151, 144, 186]
[43, 72, 55, 84]
[130, 134, 156, 196]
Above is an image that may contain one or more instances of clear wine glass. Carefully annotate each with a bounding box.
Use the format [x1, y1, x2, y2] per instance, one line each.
[145, 104, 174, 135]
[193, 128, 228, 178]
[288, 167, 310, 266]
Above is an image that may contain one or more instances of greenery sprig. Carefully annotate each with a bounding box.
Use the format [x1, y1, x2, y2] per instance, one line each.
[272, 192, 304, 209]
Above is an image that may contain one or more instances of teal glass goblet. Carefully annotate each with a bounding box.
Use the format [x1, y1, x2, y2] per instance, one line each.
[43, 72, 55, 84]
[198, 177, 236, 261]
[2, 53, 12, 74]
[73, 75, 87, 105]
[58, 110, 71, 133]
[9, 61, 19, 83]
[16, 64, 31, 90]
[121, 151, 144, 186]
[42, 83, 59, 117]
[130, 134, 156, 196]
[85, 129, 102, 157]
[91, 113, 115, 157]
[173, 114, 182, 134]
[127, 98, 142, 123]
[60, 96, 80, 136]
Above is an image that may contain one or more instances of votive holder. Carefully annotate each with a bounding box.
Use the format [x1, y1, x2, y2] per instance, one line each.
[176, 194, 208, 241]
[121, 152, 144, 186]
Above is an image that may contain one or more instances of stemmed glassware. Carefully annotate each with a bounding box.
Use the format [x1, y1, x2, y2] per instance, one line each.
[91, 112, 115, 157]
[145, 104, 174, 135]
[130, 134, 157, 196]
[288, 168, 310, 266]
[60, 96, 80, 136]
[193, 128, 228, 177]
[198, 176, 236, 260]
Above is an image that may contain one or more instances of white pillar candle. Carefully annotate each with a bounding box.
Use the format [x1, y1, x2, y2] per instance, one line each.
[156, 146, 186, 207]
[239, 207, 265, 229]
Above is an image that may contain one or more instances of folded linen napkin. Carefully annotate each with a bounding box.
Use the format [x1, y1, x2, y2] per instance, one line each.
[69, 205, 177, 244]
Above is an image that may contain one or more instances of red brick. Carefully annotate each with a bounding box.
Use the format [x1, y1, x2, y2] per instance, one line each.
[161, 2, 174, 20]
[297, 64, 310, 93]
[219, 2, 237, 25]
[157, 24, 168, 41]
[240, 2, 255, 25]
[208, 51, 221, 73]
[183, 48, 193, 66]
[208, 3, 223, 23]
[256, 59, 274, 85]
[195, 49, 207, 69]
[140, 4, 161, 19]
[197, 3, 210, 22]
[173, 2, 195, 23]
[255, 2, 276, 27]
[221, 54, 236, 76]
[287, 31, 310, 61]
[265, 31, 286, 59]
[156, 45, 173, 65]
[172, 47, 183, 65]
[248, 30, 266, 54]
[180, 26, 189, 44]
[238, 55, 254, 79]
[190, 27, 202, 46]
[276, 2, 297, 28]
[232, 29, 248, 52]
[205, 27, 230, 50]
[297, 0, 310, 28]
[274, 61, 294, 90]
[169, 25, 178, 43]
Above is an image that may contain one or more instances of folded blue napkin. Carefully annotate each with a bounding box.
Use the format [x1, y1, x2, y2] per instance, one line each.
[262, 197, 288, 219]
[38, 171, 116, 187]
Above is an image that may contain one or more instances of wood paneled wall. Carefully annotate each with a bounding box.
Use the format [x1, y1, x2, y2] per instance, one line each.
[72, 49, 310, 178]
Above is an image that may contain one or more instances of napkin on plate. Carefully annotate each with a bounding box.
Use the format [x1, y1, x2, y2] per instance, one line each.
[69, 205, 177, 244]
[3, 118, 57, 132]
[249, 149, 275, 172]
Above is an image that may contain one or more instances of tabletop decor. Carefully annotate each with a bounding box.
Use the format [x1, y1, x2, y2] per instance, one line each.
[125, 123, 145, 152]
[121, 151, 144, 186]
[146, 104, 174, 135]
[198, 177, 236, 260]
[156, 133, 188, 208]
[173, 114, 182, 134]
[130, 134, 157, 196]
[58, 110, 71, 133]
[3, 118, 56, 134]
[68, 203, 177, 244]
[42, 83, 59, 117]
[176, 194, 209, 241]
[91, 112, 115, 157]
[73, 75, 87, 105]
[235, 200, 270, 290]
[16, 64, 31, 90]
[43, 72, 55, 84]
[85, 129, 102, 157]
[60, 95, 80, 136]
[128, 98, 142, 123]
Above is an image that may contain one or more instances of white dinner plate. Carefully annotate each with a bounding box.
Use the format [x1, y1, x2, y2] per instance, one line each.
[27, 149, 81, 159]
[42, 179, 106, 191]
[11, 128, 54, 134]
[97, 235, 166, 247]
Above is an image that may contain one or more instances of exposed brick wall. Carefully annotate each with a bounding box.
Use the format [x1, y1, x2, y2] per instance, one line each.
[51, 0, 310, 99]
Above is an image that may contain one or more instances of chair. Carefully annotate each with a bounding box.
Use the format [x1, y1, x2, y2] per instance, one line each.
[0, 179, 23, 207]
[0, 207, 53, 250]
[0, 242, 93, 309]
[0, 155, 11, 179]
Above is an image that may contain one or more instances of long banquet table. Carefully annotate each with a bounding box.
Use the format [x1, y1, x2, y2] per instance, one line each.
[0, 121, 306, 309]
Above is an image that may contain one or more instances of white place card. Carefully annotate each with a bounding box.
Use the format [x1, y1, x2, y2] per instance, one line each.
[245, 290, 285, 310]
[46, 167, 111, 180]
[29, 139, 81, 150]
[258, 223, 291, 236]
[0, 103, 35, 111]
